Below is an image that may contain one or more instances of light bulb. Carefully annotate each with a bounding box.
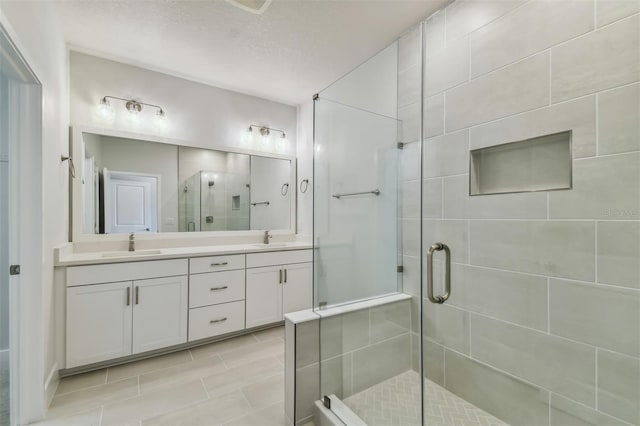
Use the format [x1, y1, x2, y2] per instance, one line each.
[97, 97, 114, 120]
[261, 133, 271, 148]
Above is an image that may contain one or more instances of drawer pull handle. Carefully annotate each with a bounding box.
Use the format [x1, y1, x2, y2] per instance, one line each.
[210, 286, 228, 291]
[126, 287, 130, 306]
[210, 317, 228, 324]
[211, 262, 229, 266]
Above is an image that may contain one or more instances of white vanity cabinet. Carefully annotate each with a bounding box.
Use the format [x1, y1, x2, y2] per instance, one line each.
[66, 259, 188, 368]
[245, 250, 312, 328]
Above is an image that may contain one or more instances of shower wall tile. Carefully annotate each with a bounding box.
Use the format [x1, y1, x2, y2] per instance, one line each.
[424, 36, 469, 97]
[470, 221, 595, 281]
[445, 0, 527, 43]
[401, 218, 420, 257]
[422, 178, 443, 218]
[596, 0, 640, 27]
[443, 174, 548, 219]
[399, 141, 421, 182]
[423, 338, 445, 386]
[424, 9, 445, 55]
[400, 180, 420, 219]
[320, 354, 352, 399]
[424, 93, 444, 138]
[398, 101, 420, 144]
[398, 64, 421, 108]
[398, 25, 422, 73]
[445, 52, 550, 132]
[295, 363, 319, 421]
[549, 279, 640, 356]
[597, 350, 640, 425]
[469, 0, 593, 78]
[401, 255, 420, 298]
[550, 14, 640, 103]
[423, 219, 468, 264]
[598, 82, 640, 155]
[444, 350, 550, 425]
[422, 303, 469, 355]
[470, 315, 596, 406]
[550, 394, 627, 426]
[351, 334, 411, 394]
[320, 309, 370, 360]
[295, 320, 319, 368]
[370, 300, 411, 344]
[469, 94, 596, 159]
[597, 221, 640, 289]
[449, 264, 548, 331]
[423, 130, 469, 178]
[549, 152, 640, 220]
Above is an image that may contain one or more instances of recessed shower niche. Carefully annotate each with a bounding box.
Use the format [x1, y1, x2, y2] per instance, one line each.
[469, 130, 572, 196]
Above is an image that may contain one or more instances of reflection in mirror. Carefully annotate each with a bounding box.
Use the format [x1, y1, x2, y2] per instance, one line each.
[80, 131, 293, 235]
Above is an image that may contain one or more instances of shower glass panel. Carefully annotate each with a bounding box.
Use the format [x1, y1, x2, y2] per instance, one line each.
[0, 69, 10, 426]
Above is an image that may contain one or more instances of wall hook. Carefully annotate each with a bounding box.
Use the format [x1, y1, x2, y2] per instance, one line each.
[281, 183, 289, 196]
[61, 155, 76, 178]
[300, 179, 309, 193]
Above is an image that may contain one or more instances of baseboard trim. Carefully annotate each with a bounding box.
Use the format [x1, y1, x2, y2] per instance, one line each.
[44, 362, 59, 408]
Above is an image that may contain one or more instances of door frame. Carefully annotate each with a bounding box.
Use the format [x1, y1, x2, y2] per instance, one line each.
[0, 20, 45, 425]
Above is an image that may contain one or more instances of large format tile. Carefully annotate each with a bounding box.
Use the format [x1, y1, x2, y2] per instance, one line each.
[424, 9, 445, 55]
[48, 377, 138, 418]
[295, 321, 319, 368]
[55, 369, 107, 396]
[471, 314, 596, 406]
[219, 337, 284, 369]
[398, 25, 421, 73]
[423, 338, 445, 387]
[550, 393, 627, 426]
[253, 326, 284, 342]
[107, 350, 192, 383]
[549, 152, 640, 220]
[320, 309, 370, 360]
[401, 219, 420, 257]
[470, 220, 595, 281]
[202, 357, 283, 398]
[422, 178, 443, 218]
[398, 101, 420, 144]
[189, 333, 259, 360]
[424, 36, 469, 97]
[443, 174, 548, 219]
[446, 52, 550, 131]
[551, 14, 640, 103]
[598, 350, 640, 424]
[295, 363, 319, 420]
[445, 0, 527, 42]
[139, 353, 227, 394]
[424, 93, 444, 138]
[470, 95, 596, 158]
[444, 350, 550, 425]
[242, 373, 284, 410]
[401, 180, 420, 219]
[598, 221, 640, 289]
[470, 0, 593, 78]
[398, 64, 421, 108]
[422, 303, 469, 355]
[351, 334, 411, 394]
[449, 264, 548, 331]
[598, 82, 640, 155]
[223, 401, 287, 426]
[423, 219, 468, 264]
[142, 390, 251, 426]
[596, 0, 640, 27]
[34, 407, 103, 426]
[550, 279, 640, 356]
[370, 300, 411, 343]
[423, 130, 469, 178]
[101, 380, 208, 426]
[321, 353, 352, 399]
[399, 141, 421, 182]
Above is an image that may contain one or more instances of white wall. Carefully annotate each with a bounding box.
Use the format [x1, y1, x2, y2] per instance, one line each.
[70, 51, 297, 156]
[0, 0, 69, 421]
[296, 101, 313, 237]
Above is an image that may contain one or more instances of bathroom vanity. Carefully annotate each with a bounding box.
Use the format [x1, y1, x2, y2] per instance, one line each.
[57, 244, 312, 371]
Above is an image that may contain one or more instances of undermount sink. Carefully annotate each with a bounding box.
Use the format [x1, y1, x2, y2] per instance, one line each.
[251, 243, 290, 249]
[100, 249, 163, 258]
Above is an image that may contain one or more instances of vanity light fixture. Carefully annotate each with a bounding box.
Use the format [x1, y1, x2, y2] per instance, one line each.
[99, 96, 166, 118]
[246, 125, 287, 150]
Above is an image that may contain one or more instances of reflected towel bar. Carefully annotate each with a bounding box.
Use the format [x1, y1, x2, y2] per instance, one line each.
[251, 201, 270, 206]
[332, 189, 380, 199]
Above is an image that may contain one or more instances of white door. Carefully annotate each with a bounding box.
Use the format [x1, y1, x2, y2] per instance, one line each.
[66, 281, 133, 368]
[282, 262, 313, 315]
[246, 265, 283, 328]
[104, 169, 159, 234]
[132, 276, 188, 354]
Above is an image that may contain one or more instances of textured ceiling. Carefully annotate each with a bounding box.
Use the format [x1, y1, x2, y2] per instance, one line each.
[54, 0, 448, 105]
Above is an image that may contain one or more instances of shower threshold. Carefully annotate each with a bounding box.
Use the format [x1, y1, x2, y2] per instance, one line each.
[334, 370, 507, 426]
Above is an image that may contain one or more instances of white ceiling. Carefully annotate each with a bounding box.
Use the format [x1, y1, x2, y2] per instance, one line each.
[54, 0, 448, 106]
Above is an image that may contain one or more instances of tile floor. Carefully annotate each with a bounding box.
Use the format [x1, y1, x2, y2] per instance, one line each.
[36, 326, 301, 426]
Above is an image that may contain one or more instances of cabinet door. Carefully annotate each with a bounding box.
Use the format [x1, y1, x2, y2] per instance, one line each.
[246, 265, 283, 328]
[132, 276, 188, 354]
[67, 281, 133, 368]
[282, 262, 313, 316]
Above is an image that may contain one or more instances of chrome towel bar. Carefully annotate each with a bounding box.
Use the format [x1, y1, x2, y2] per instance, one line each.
[332, 189, 380, 199]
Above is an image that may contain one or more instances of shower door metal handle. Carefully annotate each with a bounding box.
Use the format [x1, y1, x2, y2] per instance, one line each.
[426, 243, 451, 304]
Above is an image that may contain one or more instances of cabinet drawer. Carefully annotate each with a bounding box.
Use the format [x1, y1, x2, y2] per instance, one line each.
[189, 270, 245, 308]
[246, 249, 312, 268]
[67, 259, 188, 287]
[190, 254, 245, 274]
[188, 301, 245, 342]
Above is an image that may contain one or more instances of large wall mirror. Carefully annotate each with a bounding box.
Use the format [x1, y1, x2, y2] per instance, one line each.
[70, 127, 295, 240]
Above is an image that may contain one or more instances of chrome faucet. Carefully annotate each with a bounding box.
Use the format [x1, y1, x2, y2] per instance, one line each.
[263, 230, 272, 244]
[129, 233, 135, 252]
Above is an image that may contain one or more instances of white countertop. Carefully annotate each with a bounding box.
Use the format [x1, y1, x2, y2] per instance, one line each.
[55, 241, 313, 266]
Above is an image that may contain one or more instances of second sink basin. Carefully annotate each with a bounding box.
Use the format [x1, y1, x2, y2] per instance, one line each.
[101, 249, 163, 258]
